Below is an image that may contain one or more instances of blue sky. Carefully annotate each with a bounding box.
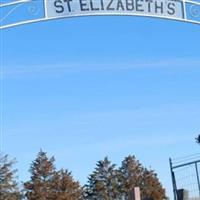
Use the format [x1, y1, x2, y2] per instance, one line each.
[1, 13, 200, 199]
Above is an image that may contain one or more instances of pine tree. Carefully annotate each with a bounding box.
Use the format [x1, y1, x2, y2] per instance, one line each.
[24, 150, 83, 200]
[141, 168, 166, 200]
[84, 157, 121, 200]
[0, 153, 21, 200]
[51, 169, 83, 200]
[119, 155, 144, 199]
[119, 155, 166, 200]
[24, 150, 56, 200]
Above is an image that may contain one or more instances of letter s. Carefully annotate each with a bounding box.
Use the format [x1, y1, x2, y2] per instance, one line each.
[54, 0, 64, 13]
[167, 2, 175, 15]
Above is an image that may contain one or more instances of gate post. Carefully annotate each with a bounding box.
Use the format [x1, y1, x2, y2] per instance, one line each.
[169, 158, 178, 200]
[128, 187, 141, 200]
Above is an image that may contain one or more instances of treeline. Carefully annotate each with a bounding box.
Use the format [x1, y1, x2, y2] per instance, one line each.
[0, 150, 167, 200]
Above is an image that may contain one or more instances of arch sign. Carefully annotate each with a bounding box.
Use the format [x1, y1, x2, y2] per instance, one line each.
[0, 0, 200, 29]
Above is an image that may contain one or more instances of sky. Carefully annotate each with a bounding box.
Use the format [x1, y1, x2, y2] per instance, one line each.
[1, 5, 200, 199]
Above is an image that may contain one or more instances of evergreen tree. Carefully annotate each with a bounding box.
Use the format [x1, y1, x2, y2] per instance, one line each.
[84, 157, 121, 200]
[141, 168, 166, 200]
[0, 153, 21, 200]
[119, 155, 166, 200]
[24, 150, 83, 200]
[51, 169, 83, 200]
[118, 155, 144, 199]
[24, 150, 56, 200]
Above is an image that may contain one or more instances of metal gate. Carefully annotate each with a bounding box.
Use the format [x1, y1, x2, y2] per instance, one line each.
[170, 154, 200, 200]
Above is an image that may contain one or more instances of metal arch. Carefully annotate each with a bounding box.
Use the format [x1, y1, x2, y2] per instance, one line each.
[0, 0, 31, 8]
[0, 0, 200, 29]
[1, 13, 200, 30]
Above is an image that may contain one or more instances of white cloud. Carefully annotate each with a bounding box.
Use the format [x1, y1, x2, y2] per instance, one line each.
[2, 57, 200, 79]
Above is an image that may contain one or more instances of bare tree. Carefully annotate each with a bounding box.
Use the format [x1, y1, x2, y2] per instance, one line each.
[196, 135, 200, 144]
